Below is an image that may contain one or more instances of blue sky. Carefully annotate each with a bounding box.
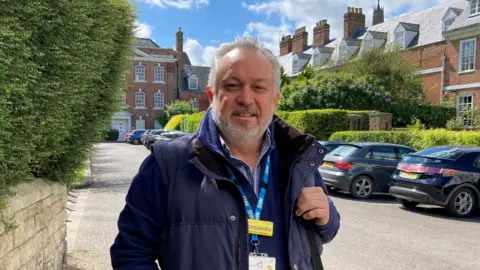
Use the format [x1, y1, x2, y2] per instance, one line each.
[134, 0, 459, 66]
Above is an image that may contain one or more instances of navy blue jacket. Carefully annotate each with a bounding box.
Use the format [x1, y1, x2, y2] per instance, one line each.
[110, 108, 340, 269]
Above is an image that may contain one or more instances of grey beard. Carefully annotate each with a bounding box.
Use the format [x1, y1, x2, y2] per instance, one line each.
[211, 105, 270, 147]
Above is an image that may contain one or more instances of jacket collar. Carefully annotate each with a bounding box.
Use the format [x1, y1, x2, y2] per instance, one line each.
[191, 107, 326, 178]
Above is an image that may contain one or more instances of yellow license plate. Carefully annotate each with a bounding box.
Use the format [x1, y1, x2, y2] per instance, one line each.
[323, 162, 334, 169]
[400, 171, 418, 179]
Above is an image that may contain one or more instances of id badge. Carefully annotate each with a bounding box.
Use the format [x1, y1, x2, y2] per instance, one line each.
[249, 253, 276, 270]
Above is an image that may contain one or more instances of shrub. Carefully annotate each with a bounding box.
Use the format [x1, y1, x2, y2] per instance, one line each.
[0, 0, 135, 227]
[330, 129, 480, 150]
[180, 112, 206, 133]
[165, 114, 189, 130]
[104, 129, 120, 141]
[414, 104, 456, 128]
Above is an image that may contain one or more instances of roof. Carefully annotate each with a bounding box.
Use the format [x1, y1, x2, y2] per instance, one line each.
[367, 31, 388, 40]
[398, 22, 420, 32]
[446, 5, 480, 32]
[361, 0, 466, 48]
[183, 52, 191, 65]
[134, 38, 160, 48]
[278, 52, 313, 76]
[181, 65, 210, 93]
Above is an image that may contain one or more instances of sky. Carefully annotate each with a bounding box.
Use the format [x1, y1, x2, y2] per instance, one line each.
[133, 0, 460, 67]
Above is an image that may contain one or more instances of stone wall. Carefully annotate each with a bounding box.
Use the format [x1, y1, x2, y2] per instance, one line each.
[0, 178, 67, 270]
[369, 113, 393, 131]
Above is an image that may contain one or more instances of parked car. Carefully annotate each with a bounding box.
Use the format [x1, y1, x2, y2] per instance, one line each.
[148, 130, 188, 151]
[318, 141, 344, 153]
[390, 146, 480, 217]
[144, 129, 168, 149]
[141, 129, 164, 145]
[128, 129, 146, 145]
[318, 142, 416, 199]
[124, 128, 135, 142]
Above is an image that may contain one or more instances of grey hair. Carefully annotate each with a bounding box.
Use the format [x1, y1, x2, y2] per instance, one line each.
[207, 37, 281, 95]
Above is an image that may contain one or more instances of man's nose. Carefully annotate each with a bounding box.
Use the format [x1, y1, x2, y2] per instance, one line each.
[236, 86, 255, 105]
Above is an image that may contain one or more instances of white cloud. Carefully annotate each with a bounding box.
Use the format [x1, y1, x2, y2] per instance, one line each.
[184, 38, 216, 66]
[144, 0, 209, 9]
[134, 21, 154, 38]
[241, 0, 457, 53]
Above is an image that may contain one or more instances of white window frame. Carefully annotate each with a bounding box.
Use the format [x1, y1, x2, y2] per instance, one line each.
[154, 65, 165, 83]
[292, 57, 299, 74]
[457, 94, 474, 126]
[443, 17, 456, 31]
[189, 76, 198, 89]
[191, 98, 199, 112]
[339, 45, 348, 62]
[394, 31, 405, 50]
[154, 92, 164, 110]
[135, 91, 145, 108]
[135, 65, 145, 82]
[469, 0, 480, 17]
[459, 38, 476, 73]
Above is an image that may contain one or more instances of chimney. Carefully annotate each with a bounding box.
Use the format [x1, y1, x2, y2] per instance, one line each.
[176, 26, 183, 53]
[279, 35, 292, 55]
[292, 26, 308, 53]
[313, 20, 330, 47]
[344, 7, 366, 39]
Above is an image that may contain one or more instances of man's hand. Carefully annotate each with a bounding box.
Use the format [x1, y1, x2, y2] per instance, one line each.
[295, 187, 330, 226]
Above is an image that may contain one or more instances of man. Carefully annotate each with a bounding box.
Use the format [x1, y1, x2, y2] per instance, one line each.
[110, 37, 340, 270]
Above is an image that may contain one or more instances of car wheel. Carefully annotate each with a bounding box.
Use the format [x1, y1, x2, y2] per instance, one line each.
[133, 138, 140, 145]
[398, 199, 419, 209]
[446, 188, 476, 218]
[350, 175, 374, 199]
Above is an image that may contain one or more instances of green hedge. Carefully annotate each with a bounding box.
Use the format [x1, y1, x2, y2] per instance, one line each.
[104, 129, 120, 141]
[180, 112, 206, 133]
[276, 109, 377, 140]
[0, 0, 135, 225]
[165, 114, 189, 130]
[330, 129, 480, 150]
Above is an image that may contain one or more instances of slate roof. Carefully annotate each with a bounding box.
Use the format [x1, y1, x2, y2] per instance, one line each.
[278, 0, 469, 76]
[134, 38, 160, 48]
[181, 65, 210, 93]
[360, 0, 466, 48]
[446, 5, 480, 32]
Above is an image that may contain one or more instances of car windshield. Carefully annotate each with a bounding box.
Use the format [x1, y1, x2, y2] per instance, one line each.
[326, 145, 360, 157]
[405, 147, 463, 163]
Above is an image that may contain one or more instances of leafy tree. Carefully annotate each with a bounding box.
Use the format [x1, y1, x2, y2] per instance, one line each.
[166, 100, 195, 118]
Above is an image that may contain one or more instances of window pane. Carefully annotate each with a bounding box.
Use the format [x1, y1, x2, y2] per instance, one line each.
[136, 66, 145, 81]
[136, 92, 145, 108]
[372, 147, 397, 160]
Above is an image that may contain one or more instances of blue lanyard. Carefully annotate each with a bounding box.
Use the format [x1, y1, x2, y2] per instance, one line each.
[227, 155, 271, 246]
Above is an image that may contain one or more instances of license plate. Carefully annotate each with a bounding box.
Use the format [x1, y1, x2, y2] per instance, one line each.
[322, 162, 334, 169]
[400, 171, 418, 179]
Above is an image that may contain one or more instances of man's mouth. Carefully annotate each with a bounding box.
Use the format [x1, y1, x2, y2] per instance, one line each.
[234, 112, 256, 117]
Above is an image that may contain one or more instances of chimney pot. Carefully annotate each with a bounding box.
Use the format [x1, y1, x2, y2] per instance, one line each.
[359, 8, 363, 14]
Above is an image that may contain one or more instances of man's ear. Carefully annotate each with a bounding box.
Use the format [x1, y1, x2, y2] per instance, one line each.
[206, 86, 213, 103]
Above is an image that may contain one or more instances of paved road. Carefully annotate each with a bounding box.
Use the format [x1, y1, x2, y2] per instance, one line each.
[66, 142, 480, 270]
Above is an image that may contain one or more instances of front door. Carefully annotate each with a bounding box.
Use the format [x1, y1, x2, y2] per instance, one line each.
[112, 119, 128, 141]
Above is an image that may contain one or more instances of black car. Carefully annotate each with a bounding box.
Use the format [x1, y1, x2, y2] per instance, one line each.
[390, 146, 480, 217]
[148, 130, 188, 151]
[318, 142, 416, 199]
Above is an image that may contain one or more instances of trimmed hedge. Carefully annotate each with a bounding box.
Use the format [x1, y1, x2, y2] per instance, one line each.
[165, 114, 189, 130]
[181, 112, 206, 133]
[0, 0, 135, 224]
[105, 129, 120, 141]
[330, 129, 480, 150]
[276, 109, 377, 140]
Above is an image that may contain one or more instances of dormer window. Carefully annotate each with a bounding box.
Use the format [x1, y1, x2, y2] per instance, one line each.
[442, 8, 459, 32]
[363, 38, 374, 51]
[444, 17, 455, 31]
[292, 57, 299, 74]
[394, 31, 405, 50]
[470, 0, 480, 16]
[189, 75, 198, 89]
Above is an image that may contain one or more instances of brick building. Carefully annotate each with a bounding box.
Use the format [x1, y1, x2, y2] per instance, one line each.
[111, 27, 210, 139]
[278, 0, 479, 120]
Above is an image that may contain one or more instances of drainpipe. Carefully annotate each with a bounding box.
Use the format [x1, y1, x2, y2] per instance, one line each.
[440, 53, 447, 104]
[175, 61, 179, 100]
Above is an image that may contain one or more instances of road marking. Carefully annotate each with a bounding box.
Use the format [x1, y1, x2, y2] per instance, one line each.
[66, 188, 90, 253]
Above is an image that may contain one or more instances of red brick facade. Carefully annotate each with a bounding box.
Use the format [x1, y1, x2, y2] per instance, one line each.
[121, 30, 209, 130]
[405, 35, 480, 106]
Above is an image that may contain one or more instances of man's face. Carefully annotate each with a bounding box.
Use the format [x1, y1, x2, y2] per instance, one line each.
[209, 48, 279, 145]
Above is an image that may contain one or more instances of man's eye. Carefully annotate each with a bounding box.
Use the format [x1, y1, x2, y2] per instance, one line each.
[226, 84, 239, 88]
